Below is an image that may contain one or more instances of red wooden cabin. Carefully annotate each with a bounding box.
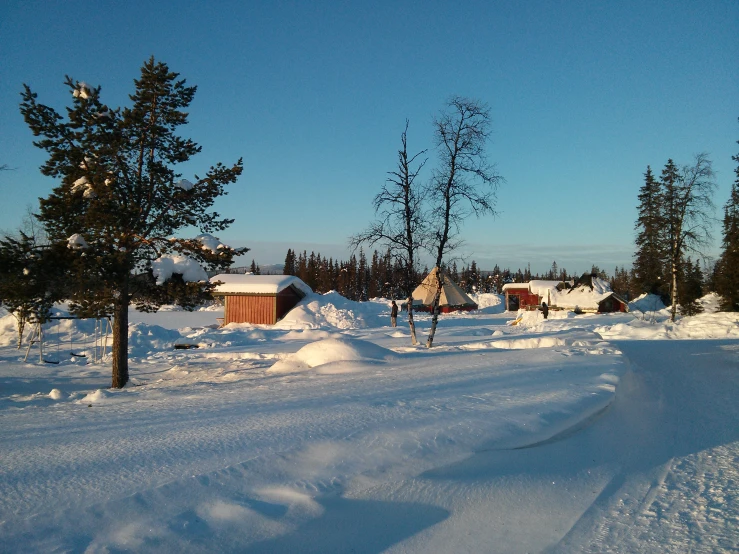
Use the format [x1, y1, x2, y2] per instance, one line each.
[211, 274, 311, 325]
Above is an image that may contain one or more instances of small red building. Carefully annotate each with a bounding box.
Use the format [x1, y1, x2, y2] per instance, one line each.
[502, 281, 560, 311]
[211, 274, 311, 325]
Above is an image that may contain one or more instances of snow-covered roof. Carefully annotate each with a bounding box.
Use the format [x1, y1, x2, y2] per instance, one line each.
[528, 280, 563, 296]
[550, 277, 623, 311]
[211, 274, 312, 296]
[501, 283, 529, 291]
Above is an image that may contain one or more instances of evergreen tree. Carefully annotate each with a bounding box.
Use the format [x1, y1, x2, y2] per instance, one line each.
[20, 58, 243, 388]
[0, 233, 67, 348]
[678, 257, 704, 316]
[283, 249, 296, 275]
[633, 166, 667, 297]
[715, 122, 739, 311]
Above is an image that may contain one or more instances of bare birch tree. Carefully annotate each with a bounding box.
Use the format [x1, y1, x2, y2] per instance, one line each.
[351, 121, 427, 345]
[426, 97, 502, 347]
[661, 153, 716, 322]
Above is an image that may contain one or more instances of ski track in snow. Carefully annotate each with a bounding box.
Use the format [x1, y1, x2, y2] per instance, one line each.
[1, 298, 738, 552]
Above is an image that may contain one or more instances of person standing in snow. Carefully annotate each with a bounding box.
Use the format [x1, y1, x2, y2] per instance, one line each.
[391, 300, 398, 327]
[541, 301, 549, 319]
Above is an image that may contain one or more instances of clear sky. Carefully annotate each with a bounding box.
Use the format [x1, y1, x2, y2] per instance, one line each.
[1, 0, 736, 275]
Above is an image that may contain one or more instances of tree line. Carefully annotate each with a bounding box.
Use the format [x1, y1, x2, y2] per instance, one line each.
[279, 247, 617, 301]
[629, 145, 739, 320]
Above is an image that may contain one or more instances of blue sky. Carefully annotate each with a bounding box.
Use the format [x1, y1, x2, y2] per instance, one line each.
[1, 0, 736, 274]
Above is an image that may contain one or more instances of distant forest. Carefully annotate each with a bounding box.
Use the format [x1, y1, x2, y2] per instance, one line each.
[230, 249, 636, 303]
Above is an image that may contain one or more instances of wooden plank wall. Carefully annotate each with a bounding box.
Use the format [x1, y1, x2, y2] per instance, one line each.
[225, 295, 276, 324]
[276, 289, 302, 321]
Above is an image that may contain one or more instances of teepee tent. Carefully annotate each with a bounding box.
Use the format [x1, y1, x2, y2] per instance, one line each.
[409, 267, 478, 313]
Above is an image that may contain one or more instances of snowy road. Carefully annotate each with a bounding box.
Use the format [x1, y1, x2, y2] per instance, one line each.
[361, 339, 739, 554]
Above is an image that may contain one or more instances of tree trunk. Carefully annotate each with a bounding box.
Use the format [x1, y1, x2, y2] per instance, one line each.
[406, 294, 418, 345]
[111, 284, 130, 389]
[425, 272, 444, 348]
[670, 260, 678, 323]
[15, 314, 26, 349]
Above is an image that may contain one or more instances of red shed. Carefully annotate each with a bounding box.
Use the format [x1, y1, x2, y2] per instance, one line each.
[502, 282, 553, 311]
[211, 274, 311, 325]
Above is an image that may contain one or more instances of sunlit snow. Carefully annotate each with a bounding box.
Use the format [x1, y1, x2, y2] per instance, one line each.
[0, 291, 737, 552]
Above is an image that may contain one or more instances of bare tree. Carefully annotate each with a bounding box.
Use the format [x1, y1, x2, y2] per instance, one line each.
[351, 121, 427, 345]
[662, 153, 717, 321]
[426, 96, 502, 347]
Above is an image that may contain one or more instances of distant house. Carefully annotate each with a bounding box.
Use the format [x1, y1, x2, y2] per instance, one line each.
[211, 274, 312, 325]
[502, 280, 561, 311]
[502, 275, 628, 313]
[407, 267, 478, 313]
[553, 274, 629, 313]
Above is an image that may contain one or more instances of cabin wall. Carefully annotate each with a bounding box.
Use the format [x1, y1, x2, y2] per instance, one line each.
[276, 288, 303, 320]
[225, 295, 276, 325]
[505, 289, 541, 311]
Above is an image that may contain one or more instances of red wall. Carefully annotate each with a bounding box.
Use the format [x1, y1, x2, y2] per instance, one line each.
[223, 288, 304, 325]
[225, 295, 276, 324]
[506, 288, 541, 310]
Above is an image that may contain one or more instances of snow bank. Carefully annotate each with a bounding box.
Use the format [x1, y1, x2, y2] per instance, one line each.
[268, 337, 396, 374]
[276, 291, 388, 329]
[470, 292, 505, 313]
[597, 312, 739, 340]
[128, 323, 182, 356]
[629, 293, 666, 315]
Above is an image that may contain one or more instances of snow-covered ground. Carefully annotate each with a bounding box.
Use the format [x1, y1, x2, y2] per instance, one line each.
[1, 292, 738, 552]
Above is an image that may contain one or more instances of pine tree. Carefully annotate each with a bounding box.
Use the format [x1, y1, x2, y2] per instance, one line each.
[715, 122, 739, 311]
[678, 257, 704, 316]
[633, 166, 667, 297]
[0, 233, 67, 348]
[20, 58, 243, 388]
[283, 249, 296, 275]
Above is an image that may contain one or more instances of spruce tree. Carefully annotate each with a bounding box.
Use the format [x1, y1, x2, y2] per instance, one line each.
[678, 257, 704, 316]
[20, 58, 243, 388]
[715, 123, 739, 311]
[283, 249, 296, 275]
[633, 166, 667, 297]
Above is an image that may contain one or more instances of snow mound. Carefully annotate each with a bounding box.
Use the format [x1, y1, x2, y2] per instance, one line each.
[268, 337, 396, 374]
[629, 293, 667, 315]
[0, 312, 18, 346]
[78, 389, 111, 404]
[470, 293, 505, 313]
[276, 291, 387, 329]
[490, 336, 569, 349]
[48, 389, 63, 400]
[598, 312, 739, 340]
[128, 323, 182, 356]
[697, 292, 722, 314]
